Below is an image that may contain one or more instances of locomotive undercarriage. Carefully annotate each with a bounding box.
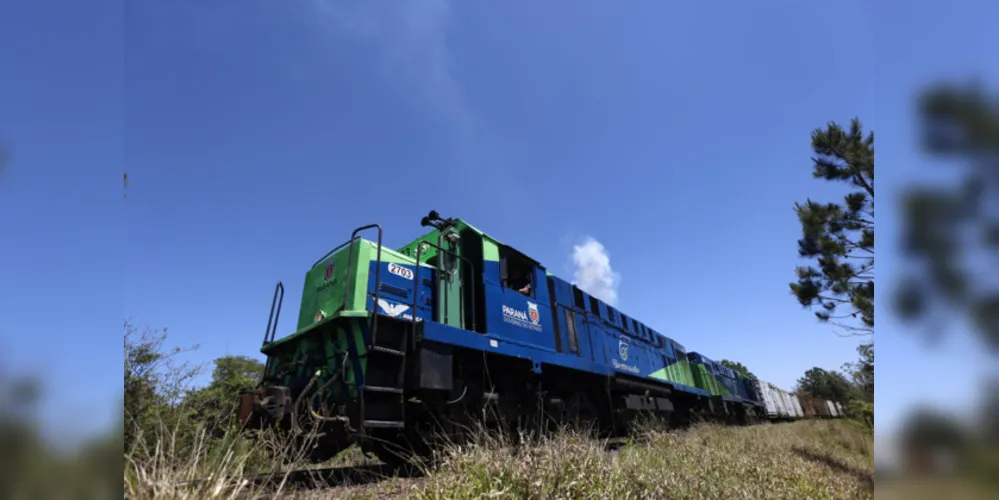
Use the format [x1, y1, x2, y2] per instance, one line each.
[238, 315, 739, 466]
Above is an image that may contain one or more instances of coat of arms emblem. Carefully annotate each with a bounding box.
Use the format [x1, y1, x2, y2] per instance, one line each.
[618, 335, 630, 361]
[527, 302, 540, 324]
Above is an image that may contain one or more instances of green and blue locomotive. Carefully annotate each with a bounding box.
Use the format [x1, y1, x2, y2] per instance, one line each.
[237, 211, 813, 463]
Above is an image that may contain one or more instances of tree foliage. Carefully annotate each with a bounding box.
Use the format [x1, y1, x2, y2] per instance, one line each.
[123, 320, 269, 455]
[898, 403, 999, 478]
[0, 338, 259, 498]
[981, 378, 999, 448]
[900, 407, 969, 455]
[795, 367, 858, 405]
[0, 375, 120, 498]
[719, 359, 757, 380]
[895, 83, 999, 353]
[790, 119, 874, 337]
[123, 320, 199, 451]
[841, 343, 874, 403]
[844, 399, 874, 429]
[184, 355, 265, 434]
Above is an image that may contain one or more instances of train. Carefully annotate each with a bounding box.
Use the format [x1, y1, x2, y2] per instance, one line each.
[237, 212, 843, 463]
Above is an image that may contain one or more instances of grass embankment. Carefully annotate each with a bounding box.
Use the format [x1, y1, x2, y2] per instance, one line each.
[125, 419, 874, 499]
[414, 419, 873, 499]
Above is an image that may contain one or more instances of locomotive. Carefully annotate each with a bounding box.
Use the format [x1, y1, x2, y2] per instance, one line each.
[237, 211, 841, 463]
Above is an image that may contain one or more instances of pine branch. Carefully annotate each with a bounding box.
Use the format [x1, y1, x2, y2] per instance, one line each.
[831, 324, 875, 338]
[817, 294, 852, 304]
[793, 118, 875, 337]
[828, 143, 875, 198]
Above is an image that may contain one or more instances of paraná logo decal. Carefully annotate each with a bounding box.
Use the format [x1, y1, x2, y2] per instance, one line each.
[528, 302, 540, 324]
[502, 302, 542, 332]
[315, 260, 338, 292]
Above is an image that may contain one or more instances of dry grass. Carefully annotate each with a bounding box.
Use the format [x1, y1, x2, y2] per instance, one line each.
[123, 418, 344, 499]
[124, 419, 874, 499]
[125, 424, 275, 499]
[412, 420, 873, 500]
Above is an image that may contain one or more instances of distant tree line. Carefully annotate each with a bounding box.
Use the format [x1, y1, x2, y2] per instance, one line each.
[719, 360, 756, 380]
[0, 374, 119, 497]
[124, 320, 265, 454]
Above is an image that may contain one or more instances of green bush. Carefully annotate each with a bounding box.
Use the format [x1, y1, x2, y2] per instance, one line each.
[846, 400, 874, 429]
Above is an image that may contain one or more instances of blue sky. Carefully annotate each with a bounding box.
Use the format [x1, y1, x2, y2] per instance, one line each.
[0, 1, 994, 442]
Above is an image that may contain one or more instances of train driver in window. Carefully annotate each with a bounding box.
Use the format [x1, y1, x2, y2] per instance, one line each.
[508, 270, 532, 296]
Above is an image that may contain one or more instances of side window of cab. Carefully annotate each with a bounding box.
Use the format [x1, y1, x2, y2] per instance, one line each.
[499, 246, 536, 298]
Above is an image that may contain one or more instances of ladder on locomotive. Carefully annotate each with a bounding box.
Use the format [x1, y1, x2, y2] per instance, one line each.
[355, 225, 476, 434]
[349, 224, 410, 433]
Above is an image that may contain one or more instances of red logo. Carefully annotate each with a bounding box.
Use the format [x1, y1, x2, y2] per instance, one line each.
[527, 302, 540, 325]
[324, 262, 335, 280]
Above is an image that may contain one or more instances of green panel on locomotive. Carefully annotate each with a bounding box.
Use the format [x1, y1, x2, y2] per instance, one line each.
[690, 361, 731, 397]
[258, 236, 428, 399]
[255, 219, 478, 410]
[649, 356, 697, 388]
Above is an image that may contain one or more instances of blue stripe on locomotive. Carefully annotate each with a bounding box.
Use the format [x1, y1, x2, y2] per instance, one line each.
[365, 254, 718, 399]
[540, 270, 709, 397]
[368, 259, 707, 398]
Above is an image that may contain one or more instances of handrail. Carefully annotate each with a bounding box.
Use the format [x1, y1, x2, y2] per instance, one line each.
[311, 238, 357, 269]
[263, 281, 284, 346]
[342, 224, 383, 317]
[412, 239, 477, 333]
[308, 224, 384, 319]
[345, 224, 382, 437]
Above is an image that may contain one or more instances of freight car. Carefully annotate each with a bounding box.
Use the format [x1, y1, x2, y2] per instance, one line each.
[236, 212, 836, 463]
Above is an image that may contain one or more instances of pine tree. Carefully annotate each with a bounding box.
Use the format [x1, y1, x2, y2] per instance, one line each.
[896, 82, 999, 353]
[790, 119, 874, 337]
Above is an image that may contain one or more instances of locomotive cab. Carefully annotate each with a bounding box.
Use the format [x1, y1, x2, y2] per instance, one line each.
[236, 212, 490, 463]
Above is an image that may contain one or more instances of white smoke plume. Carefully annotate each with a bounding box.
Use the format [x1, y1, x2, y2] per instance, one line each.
[571, 237, 620, 307]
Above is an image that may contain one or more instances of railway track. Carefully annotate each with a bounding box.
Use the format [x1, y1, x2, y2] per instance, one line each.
[174, 462, 423, 497]
[249, 462, 422, 489]
[178, 435, 636, 496]
[171, 419, 805, 497]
